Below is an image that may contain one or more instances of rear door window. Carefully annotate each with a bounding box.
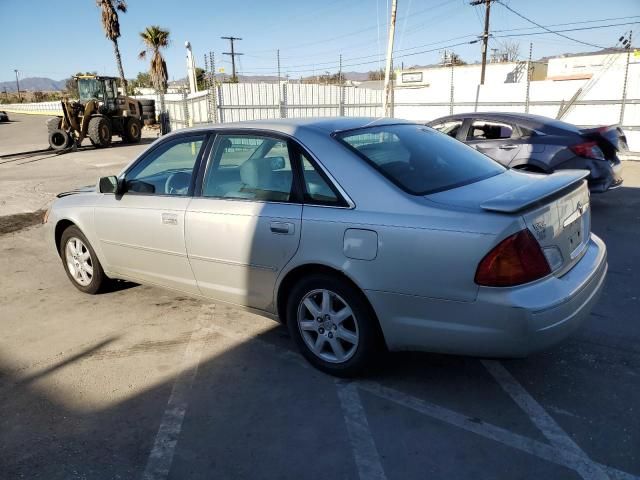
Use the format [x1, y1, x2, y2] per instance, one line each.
[336, 124, 504, 195]
[203, 134, 294, 202]
[468, 120, 514, 141]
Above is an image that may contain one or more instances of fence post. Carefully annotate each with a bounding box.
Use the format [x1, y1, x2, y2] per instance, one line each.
[619, 30, 632, 125]
[525, 43, 532, 113]
[182, 89, 190, 128]
[217, 84, 224, 123]
[449, 63, 455, 115]
[281, 82, 288, 118]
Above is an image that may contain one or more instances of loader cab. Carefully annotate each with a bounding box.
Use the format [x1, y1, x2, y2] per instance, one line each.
[76, 76, 118, 112]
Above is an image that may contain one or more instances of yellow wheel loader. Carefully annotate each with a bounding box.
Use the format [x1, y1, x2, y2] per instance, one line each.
[47, 75, 143, 150]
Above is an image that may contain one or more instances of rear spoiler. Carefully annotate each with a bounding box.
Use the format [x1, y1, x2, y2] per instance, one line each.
[481, 170, 589, 213]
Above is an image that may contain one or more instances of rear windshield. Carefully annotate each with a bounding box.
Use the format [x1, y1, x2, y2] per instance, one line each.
[335, 124, 505, 195]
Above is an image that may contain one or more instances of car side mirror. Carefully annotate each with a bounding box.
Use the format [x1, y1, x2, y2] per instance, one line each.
[98, 175, 124, 194]
[267, 156, 285, 170]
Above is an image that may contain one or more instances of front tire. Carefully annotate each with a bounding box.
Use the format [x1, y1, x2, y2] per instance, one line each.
[286, 274, 381, 377]
[88, 116, 112, 148]
[60, 226, 106, 294]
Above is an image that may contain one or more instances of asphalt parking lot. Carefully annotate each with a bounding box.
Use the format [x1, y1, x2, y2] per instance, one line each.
[1, 113, 639, 480]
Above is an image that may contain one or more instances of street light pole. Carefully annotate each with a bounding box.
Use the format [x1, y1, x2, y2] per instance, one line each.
[14, 69, 21, 102]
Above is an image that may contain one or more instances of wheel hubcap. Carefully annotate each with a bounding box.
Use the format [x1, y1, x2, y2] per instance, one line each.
[297, 289, 359, 363]
[65, 237, 93, 286]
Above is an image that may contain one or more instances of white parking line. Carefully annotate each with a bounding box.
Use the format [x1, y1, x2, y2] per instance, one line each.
[481, 360, 610, 480]
[141, 304, 216, 480]
[336, 381, 388, 480]
[204, 321, 639, 480]
[357, 381, 638, 480]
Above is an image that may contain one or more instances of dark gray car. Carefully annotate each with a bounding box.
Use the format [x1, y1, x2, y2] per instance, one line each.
[428, 112, 625, 193]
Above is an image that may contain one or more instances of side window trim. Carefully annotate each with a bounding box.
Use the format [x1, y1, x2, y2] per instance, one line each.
[122, 132, 209, 197]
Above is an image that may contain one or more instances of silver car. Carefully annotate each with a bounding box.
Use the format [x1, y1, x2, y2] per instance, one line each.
[46, 118, 607, 376]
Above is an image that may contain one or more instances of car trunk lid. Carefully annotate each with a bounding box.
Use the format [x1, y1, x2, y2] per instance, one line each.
[427, 169, 591, 275]
[580, 125, 628, 161]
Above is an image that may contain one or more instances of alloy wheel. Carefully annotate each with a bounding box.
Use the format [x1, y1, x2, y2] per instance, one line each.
[297, 289, 359, 363]
[65, 237, 94, 286]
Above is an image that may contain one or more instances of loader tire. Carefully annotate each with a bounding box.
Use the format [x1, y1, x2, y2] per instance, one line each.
[46, 117, 61, 134]
[88, 116, 112, 148]
[49, 129, 71, 151]
[123, 117, 142, 143]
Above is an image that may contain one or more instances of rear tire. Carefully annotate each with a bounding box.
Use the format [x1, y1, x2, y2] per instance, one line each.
[122, 117, 142, 143]
[48, 129, 71, 151]
[88, 116, 112, 148]
[286, 273, 381, 377]
[60, 225, 107, 294]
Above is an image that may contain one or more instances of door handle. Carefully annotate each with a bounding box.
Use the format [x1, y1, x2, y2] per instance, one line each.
[161, 213, 178, 225]
[270, 221, 294, 235]
[499, 144, 517, 150]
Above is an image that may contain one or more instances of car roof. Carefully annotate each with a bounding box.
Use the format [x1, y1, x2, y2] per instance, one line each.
[165, 117, 415, 138]
[429, 112, 580, 134]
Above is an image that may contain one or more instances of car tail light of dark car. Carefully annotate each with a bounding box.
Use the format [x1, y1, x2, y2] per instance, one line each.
[475, 229, 551, 287]
[570, 141, 605, 161]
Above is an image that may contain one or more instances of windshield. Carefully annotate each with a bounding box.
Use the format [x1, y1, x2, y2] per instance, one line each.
[336, 124, 505, 195]
[77, 78, 103, 102]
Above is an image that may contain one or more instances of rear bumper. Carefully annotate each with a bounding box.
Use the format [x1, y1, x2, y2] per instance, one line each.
[556, 156, 623, 193]
[367, 234, 607, 357]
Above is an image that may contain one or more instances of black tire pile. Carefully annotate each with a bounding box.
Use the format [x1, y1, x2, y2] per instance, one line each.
[140, 99, 156, 125]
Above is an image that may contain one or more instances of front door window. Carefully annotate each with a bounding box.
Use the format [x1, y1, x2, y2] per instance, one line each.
[125, 135, 205, 196]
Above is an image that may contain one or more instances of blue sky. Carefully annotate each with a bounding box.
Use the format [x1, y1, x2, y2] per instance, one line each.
[1, 0, 639, 83]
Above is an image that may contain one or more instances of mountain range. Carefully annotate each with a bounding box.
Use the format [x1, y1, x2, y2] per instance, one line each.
[0, 77, 67, 93]
[1, 71, 377, 93]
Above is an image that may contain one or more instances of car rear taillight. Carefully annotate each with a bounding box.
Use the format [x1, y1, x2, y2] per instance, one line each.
[475, 229, 551, 287]
[570, 141, 605, 160]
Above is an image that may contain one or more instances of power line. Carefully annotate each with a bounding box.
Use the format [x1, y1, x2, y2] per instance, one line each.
[231, 18, 637, 76]
[495, 0, 605, 49]
[493, 21, 639, 40]
[492, 15, 640, 33]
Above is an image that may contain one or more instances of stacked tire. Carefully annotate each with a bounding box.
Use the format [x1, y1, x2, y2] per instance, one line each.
[140, 99, 156, 125]
[46, 116, 71, 151]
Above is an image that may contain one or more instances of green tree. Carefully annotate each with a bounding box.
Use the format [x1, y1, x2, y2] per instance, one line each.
[96, 0, 128, 91]
[195, 67, 205, 90]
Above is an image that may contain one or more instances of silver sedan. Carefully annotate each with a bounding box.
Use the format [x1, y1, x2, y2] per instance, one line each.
[46, 118, 607, 376]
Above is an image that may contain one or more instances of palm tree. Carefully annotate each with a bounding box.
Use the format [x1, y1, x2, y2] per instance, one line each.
[138, 26, 170, 94]
[96, 0, 128, 91]
[139, 26, 170, 132]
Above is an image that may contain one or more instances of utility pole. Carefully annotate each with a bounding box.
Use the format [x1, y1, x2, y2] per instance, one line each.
[383, 0, 398, 116]
[14, 69, 21, 102]
[221, 36, 243, 83]
[470, 0, 494, 85]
